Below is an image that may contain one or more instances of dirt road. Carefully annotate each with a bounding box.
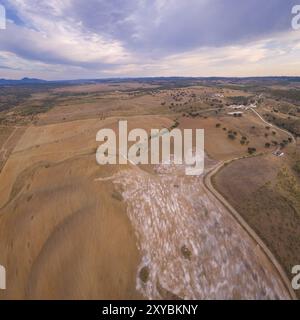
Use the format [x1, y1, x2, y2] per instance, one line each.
[250, 108, 296, 144]
[203, 156, 297, 300]
[0, 126, 27, 165]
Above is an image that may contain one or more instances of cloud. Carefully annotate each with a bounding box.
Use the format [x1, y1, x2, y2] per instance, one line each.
[100, 31, 300, 77]
[0, 0, 299, 79]
[1, 0, 132, 66]
[69, 0, 295, 54]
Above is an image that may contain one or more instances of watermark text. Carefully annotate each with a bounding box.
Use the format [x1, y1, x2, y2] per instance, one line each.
[0, 4, 6, 30]
[0, 265, 5, 290]
[96, 121, 204, 176]
[292, 265, 300, 290]
[292, 5, 300, 30]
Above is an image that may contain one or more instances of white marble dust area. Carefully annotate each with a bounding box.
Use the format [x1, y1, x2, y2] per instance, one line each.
[109, 159, 289, 300]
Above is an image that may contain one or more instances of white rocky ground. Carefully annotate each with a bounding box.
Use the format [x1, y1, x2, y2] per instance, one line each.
[99, 157, 289, 300]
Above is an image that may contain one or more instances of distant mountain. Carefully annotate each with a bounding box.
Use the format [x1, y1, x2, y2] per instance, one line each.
[0, 77, 48, 85]
[20, 77, 48, 83]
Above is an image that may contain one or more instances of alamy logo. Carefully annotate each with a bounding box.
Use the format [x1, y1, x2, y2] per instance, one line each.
[0, 265, 5, 290]
[0, 4, 6, 30]
[292, 5, 300, 30]
[292, 265, 300, 290]
[96, 121, 204, 176]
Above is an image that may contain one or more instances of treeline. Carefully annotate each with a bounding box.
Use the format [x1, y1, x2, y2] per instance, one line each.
[0, 87, 32, 112]
[265, 113, 300, 137]
[268, 89, 300, 103]
[228, 95, 255, 105]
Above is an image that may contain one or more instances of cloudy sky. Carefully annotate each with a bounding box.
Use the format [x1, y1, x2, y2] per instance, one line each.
[0, 0, 299, 80]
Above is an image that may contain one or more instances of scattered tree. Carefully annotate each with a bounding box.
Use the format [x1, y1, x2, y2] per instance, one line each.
[247, 147, 256, 155]
[265, 142, 271, 148]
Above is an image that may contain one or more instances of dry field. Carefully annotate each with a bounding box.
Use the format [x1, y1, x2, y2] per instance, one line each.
[0, 126, 15, 149]
[0, 126, 26, 172]
[178, 112, 289, 160]
[52, 82, 159, 94]
[33, 89, 176, 126]
[0, 115, 175, 299]
[0, 81, 298, 299]
[213, 145, 300, 298]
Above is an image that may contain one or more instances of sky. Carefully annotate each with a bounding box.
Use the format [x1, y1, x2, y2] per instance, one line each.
[0, 0, 300, 80]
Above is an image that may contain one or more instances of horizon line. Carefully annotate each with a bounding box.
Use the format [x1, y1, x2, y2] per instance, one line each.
[1, 75, 300, 83]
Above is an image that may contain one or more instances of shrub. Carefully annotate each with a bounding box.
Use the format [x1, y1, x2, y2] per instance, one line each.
[265, 143, 271, 148]
[247, 147, 256, 154]
[181, 245, 192, 260]
[293, 161, 300, 175]
[139, 266, 149, 283]
[111, 191, 123, 202]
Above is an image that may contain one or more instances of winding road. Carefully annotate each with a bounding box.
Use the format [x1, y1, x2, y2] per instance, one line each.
[203, 107, 298, 300]
[203, 157, 297, 300]
[250, 107, 296, 144]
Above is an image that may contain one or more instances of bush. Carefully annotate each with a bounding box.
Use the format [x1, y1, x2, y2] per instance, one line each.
[248, 147, 256, 154]
[265, 143, 271, 148]
[181, 245, 192, 260]
[139, 266, 149, 283]
[293, 161, 300, 175]
[111, 191, 123, 202]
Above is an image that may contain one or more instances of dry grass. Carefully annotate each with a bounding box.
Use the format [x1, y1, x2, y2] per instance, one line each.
[0, 114, 174, 299]
[0, 126, 15, 149]
[178, 112, 289, 161]
[213, 151, 300, 298]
